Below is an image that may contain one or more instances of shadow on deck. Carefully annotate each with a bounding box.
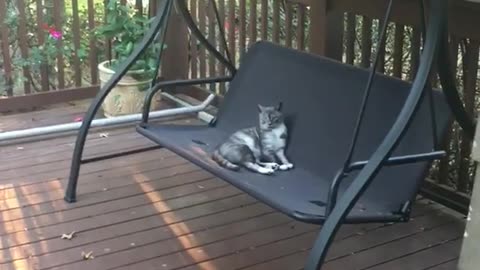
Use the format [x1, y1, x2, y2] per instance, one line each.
[0, 102, 465, 270]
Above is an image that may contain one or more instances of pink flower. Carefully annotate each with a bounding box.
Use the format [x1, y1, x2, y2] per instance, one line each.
[224, 21, 238, 32]
[49, 29, 62, 40]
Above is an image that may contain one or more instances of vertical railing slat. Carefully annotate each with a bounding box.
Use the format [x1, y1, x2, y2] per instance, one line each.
[345, 13, 356, 65]
[285, 2, 293, 48]
[208, 2, 217, 79]
[104, 0, 112, 60]
[53, 0, 66, 89]
[260, 0, 268, 40]
[87, 0, 98, 85]
[248, 0, 258, 47]
[393, 23, 404, 78]
[228, 0, 236, 66]
[296, 5, 306, 50]
[218, 0, 226, 94]
[198, 1, 207, 80]
[190, 0, 198, 79]
[37, 0, 51, 91]
[71, 0, 83, 87]
[149, 0, 157, 17]
[0, 0, 13, 96]
[409, 27, 421, 81]
[272, 0, 280, 43]
[135, 0, 143, 15]
[376, 19, 386, 73]
[361, 16, 372, 68]
[17, 0, 32, 94]
[239, 0, 247, 56]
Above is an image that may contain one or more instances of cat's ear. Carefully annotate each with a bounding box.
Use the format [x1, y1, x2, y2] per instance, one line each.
[257, 104, 265, 112]
[276, 102, 283, 111]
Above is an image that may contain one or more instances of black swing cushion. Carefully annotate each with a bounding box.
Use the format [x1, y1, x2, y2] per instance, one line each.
[137, 42, 451, 224]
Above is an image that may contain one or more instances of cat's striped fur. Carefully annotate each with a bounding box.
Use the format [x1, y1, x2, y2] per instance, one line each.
[212, 103, 294, 174]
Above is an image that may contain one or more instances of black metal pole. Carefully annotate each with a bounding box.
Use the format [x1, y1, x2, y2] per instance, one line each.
[419, 0, 439, 149]
[64, 0, 172, 203]
[437, 24, 475, 140]
[341, 0, 394, 172]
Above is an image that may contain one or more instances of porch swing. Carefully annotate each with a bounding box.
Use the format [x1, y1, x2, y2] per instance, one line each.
[63, 0, 475, 269]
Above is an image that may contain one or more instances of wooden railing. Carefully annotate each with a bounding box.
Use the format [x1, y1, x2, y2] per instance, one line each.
[0, 0, 154, 111]
[1, 0, 100, 96]
[0, 0, 479, 212]
[184, 0, 312, 94]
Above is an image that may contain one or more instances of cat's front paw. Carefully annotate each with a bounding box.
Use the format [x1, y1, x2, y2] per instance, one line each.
[258, 167, 275, 175]
[279, 163, 294, 171]
[263, 162, 280, 170]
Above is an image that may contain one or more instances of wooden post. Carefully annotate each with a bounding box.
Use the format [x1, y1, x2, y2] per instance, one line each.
[161, 1, 189, 80]
[308, 0, 344, 60]
[458, 116, 480, 270]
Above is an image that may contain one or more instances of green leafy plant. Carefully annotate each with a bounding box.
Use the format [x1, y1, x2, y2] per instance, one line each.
[3, 0, 102, 93]
[20, 24, 63, 66]
[95, 0, 166, 81]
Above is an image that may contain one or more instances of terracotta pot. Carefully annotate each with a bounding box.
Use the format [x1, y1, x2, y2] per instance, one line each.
[98, 60, 162, 118]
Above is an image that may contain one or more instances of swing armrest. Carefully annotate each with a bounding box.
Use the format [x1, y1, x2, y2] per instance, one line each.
[326, 150, 446, 216]
[347, 150, 446, 172]
[141, 76, 233, 125]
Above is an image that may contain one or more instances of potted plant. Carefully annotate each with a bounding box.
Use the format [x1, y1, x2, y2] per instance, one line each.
[95, 0, 167, 118]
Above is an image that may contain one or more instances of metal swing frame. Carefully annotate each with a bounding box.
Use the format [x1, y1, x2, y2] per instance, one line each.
[64, 0, 236, 203]
[63, 0, 473, 269]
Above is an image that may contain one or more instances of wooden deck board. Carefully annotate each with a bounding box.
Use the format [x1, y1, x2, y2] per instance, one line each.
[0, 103, 467, 270]
[425, 259, 460, 270]
[0, 100, 89, 133]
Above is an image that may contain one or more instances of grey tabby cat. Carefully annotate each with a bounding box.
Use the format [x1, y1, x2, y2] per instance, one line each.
[212, 103, 294, 174]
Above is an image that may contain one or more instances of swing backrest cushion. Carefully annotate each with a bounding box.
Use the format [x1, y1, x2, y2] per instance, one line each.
[214, 42, 451, 206]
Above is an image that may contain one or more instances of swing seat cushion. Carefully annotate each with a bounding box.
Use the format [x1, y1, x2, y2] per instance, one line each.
[137, 41, 451, 224]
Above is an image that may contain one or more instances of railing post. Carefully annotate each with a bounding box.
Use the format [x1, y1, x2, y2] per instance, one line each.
[162, 1, 189, 80]
[308, 0, 344, 60]
[458, 114, 480, 270]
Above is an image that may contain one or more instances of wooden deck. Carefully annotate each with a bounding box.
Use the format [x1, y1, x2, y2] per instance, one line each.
[0, 102, 466, 270]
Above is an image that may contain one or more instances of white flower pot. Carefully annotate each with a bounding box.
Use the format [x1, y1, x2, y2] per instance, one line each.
[98, 60, 162, 118]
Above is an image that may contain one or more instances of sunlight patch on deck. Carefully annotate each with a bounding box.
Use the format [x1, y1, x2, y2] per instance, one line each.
[132, 171, 218, 270]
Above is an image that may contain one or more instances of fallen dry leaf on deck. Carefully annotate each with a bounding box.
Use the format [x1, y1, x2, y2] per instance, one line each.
[61, 231, 76, 240]
[81, 251, 94, 260]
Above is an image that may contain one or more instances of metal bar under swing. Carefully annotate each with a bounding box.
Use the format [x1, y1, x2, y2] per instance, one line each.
[0, 99, 213, 143]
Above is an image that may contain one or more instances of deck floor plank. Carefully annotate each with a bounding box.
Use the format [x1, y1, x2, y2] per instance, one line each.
[0, 103, 467, 270]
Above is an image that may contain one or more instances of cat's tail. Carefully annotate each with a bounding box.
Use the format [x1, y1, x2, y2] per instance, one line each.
[212, 150, 240, 171]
